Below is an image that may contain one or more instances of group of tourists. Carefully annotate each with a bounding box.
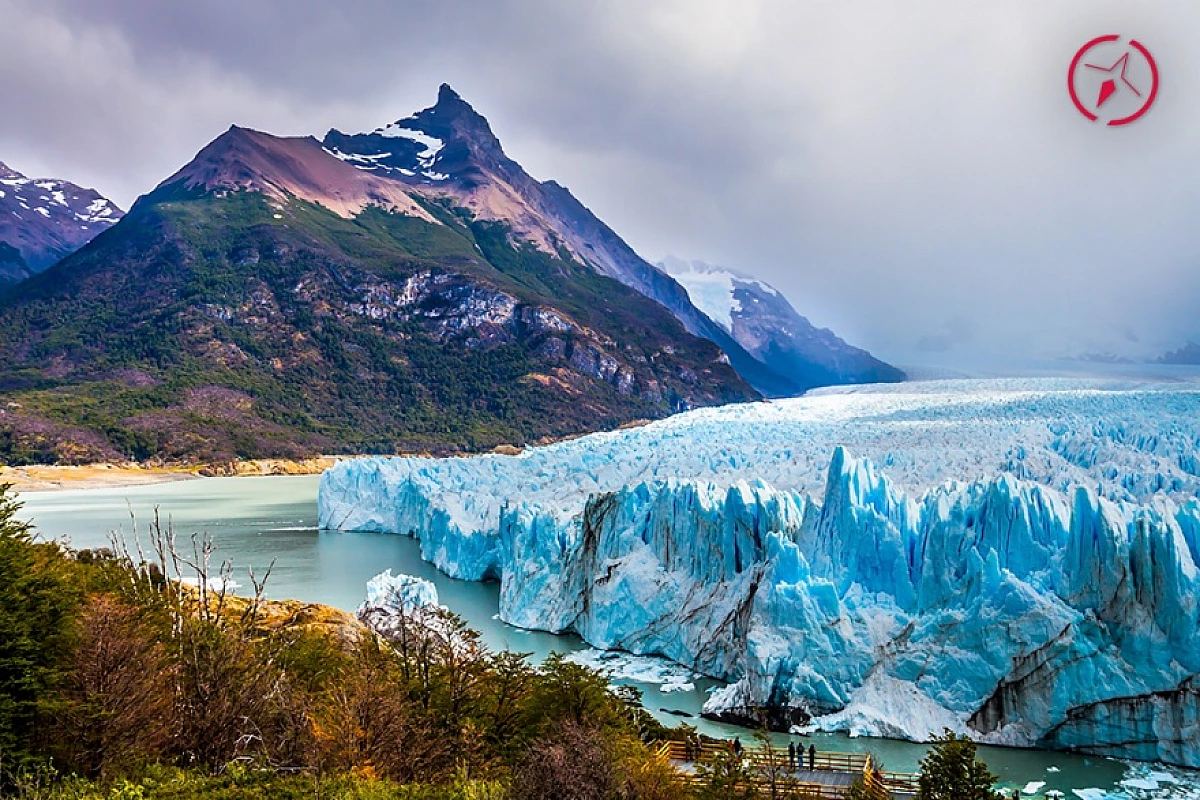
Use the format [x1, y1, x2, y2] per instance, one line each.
[684, 735, 818, 772]
[787, 740, 817, 771]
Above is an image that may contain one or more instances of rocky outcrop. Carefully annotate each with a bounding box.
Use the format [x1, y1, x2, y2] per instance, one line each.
[152, 127, 436, 222]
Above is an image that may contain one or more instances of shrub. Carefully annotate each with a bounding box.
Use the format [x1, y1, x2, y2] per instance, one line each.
[512, 721, 617, 800]
[50, 595, 176, 779]
[312, 645, 448, 783]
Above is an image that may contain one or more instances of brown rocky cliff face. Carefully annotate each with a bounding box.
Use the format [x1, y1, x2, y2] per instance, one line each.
[155, 127, 437, 222]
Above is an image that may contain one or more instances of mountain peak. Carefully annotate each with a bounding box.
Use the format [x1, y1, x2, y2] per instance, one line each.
[322, 85, 508, 185]
[437, 83, 463, 104]
[660, 257, 904, 390]
[421, 84, 496, 141]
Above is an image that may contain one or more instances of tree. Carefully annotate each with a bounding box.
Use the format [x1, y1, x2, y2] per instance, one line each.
[0, 484, 78, 768]
[481, 649, 536, 761]
[751, 729, 802, 800]
[846, 768, 891, 800]
[623, 748, 685, 800]
[917, 730, 999, 800]
[526, 653, 622, 732]
[312, 644, 448, 783]
[695, 751, 756, 800]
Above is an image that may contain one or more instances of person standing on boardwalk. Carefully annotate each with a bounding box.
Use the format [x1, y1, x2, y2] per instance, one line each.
[808, 743, 816, 770]
[788, 741, 797, 770]
[732, 736, 743, 758]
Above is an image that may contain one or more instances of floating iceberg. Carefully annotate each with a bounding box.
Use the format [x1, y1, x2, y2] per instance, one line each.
[355, 570, 479, 655]
[360, 569, 439, 614]
[319, 378, 1200, 767]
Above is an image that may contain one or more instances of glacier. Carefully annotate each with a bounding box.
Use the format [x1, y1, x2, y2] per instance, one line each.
[318, 378, 1200, 767]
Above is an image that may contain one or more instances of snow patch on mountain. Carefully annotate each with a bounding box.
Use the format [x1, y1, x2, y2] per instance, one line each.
[659, 256, 904, 391]
[0, 171, 120, 227]
[327, 116, 450, 182]
[661, 257, 789, 334]
[373, 123, 445, 167]
[666, 262, 741, 331]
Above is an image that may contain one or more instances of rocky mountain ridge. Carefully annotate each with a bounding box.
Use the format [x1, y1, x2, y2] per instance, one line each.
[323, 85, 812, 396]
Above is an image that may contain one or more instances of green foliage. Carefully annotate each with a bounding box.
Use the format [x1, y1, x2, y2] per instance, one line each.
[0, 485, 80, 766]
[525, 653, 623, 732]
[917, 730, 999, 800]
[270, 627, 353, 695]
[17, 763, 510, 799]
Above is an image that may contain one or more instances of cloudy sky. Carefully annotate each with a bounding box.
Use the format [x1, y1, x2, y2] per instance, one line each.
[2, 0, 1198, 370]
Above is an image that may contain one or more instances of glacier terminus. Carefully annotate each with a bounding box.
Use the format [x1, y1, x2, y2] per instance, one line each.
[318, 378, 1200, 768]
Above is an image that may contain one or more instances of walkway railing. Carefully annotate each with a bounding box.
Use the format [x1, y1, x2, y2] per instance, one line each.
[653, 739, 921, 798]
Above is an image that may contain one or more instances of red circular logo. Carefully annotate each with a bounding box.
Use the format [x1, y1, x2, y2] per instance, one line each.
[1068, 35, 1159, 126]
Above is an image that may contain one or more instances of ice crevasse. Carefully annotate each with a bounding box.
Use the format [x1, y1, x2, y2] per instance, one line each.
[318, 379, 1200, 767]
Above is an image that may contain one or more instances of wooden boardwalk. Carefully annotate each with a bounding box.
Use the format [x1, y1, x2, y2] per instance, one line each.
[654, 740, 920, 799]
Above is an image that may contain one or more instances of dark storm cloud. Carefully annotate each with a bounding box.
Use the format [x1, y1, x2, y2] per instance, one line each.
[2, 0, 1199, 368]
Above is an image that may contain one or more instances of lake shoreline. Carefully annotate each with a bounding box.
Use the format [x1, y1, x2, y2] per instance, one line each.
[1, 419, 658, 494]
[1, 457, 347, 493]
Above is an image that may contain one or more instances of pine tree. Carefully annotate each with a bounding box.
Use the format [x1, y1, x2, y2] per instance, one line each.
[917, 729, 999, 800]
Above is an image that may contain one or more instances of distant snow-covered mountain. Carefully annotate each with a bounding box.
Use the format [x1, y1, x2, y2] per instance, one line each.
[0, 160, 123, 283]
[659, 257, 903, 391]
[1158, 342, 1200, 365]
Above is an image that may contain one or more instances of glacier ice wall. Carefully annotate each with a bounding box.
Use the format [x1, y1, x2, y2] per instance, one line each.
[318, 379, 1200, 766]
